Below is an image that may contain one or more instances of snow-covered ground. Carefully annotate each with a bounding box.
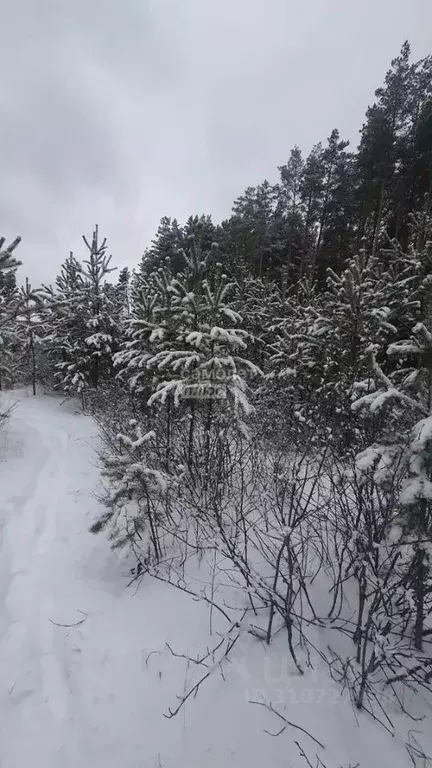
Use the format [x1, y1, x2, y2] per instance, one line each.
[0, 391, 431, 767]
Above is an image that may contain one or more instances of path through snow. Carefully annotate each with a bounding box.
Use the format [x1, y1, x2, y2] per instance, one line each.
[0, 393, 286, 768]
[0, 393, 203, 767]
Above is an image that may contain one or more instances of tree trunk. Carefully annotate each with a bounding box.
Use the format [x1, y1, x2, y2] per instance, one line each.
[165, 394, 172, 472]
[188, 400, 195, 469]
[414, 546, 425, 651]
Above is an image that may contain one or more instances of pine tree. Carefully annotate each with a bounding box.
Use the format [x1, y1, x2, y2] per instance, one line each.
[229, 181, 278, 279]
[115, 257, 187, 467]
[113, 269, 160, 398]
[15, 278, 44, 395]
[318, 245, 397, 445]
[79, 226, 117, 388]
[266, 278, 329, 445]
[144, 241, 261, 415]
[300, 143, 325, 243]
[356, 42, 432, 252]
[46, 253, 89, 395]
[276, 147, 306, 283]
[0, 236, 22, 390]
[183, 214, 216, 253]
[116, 266, 131, 318]
[141, 216, 183, 276]
[353, 206, 432, 649]
[115, 238, 262, 469]
[92, 420, 173, 562]
[267, 241, 406, 448]
[0, 236, 21, 273]
[47, 227, 118, 398]
[0, 270, 18, 390]
[235, 272, 280, 373]
[314, 128, 353, 283]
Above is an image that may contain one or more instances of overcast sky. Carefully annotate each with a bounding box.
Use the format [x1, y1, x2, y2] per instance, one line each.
[1, 0, 430, 284]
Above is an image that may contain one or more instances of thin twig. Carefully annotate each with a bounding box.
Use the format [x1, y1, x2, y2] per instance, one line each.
[249, 699, 325, 749]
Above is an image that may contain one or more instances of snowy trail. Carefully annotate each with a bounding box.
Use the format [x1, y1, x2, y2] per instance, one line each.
[0, 392, 429, 768]
[0, 395, 97, 764]
[0, 394, 179, 766]
[0, 393, 268, 768]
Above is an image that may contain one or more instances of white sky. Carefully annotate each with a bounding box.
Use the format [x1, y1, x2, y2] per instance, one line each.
[1, 0, 430, 284]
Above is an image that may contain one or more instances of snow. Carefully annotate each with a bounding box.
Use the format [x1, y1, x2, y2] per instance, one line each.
[411, 416, 432, 451]
[1, 391, 432, 767]
[369, 387, 401, 412]
[209, 326, 247, 348]
[401, 476, 432, 505]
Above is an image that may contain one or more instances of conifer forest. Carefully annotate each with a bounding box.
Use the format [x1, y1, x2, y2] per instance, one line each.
[1, 40, 432, 768]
